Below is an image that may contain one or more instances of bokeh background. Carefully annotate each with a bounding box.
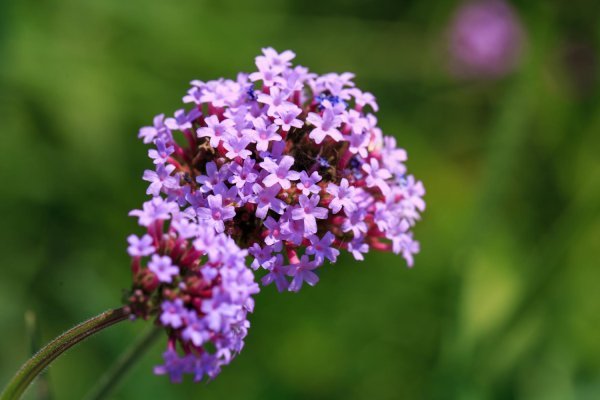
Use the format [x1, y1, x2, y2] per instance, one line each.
[1, 0, 599, 399]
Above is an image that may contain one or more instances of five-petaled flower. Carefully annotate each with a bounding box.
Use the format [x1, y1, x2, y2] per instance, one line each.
[148, 254, 179, 283]
[291, 195, 329, 235]
[260, 156, 300, 190]
[196, 194, 236, 233]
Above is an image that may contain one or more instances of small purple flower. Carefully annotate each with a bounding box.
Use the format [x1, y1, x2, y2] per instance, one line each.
[326, 178, 357, 215]
[374, 202, 392, 232]
[347, 88, 379, 111]
[249, 56, 286, 87]
[307, 107, 344, 144]
[342, 209, 368, 238]
[196, 79, 243, 108]
[402, 175, 427, 212]
[317, 72, 355, 96]
[181, 312, 210, 347]
[386, 220, 419, 267]
[261, 255, 290, 292]
[148, 254, 179, 283]
[183, 84, 203, 104]
[196, 162, 230, 194]
[224, 106, 250, 132]
[197, 115, 236, 147]
[129, 197, 177, 226]
[154, 349, 192, 383]
[296, 171, 322, 196]
[394, 233, 420, 267]
[171, 216, 198, 239]
[223, 136, 252, 160]
[256, 86, 293, 117]
[160, 299, 187, 329]
[279, 212, 305, 245]
[139, 114, 169, 144]
[185, 190, 207, 210]
[263, 216, 286, 245]
[380, 136, 407, 176]
[193, 353, 221, 382]
[347, 238, 369, 261]
[273, 104, 303, 131]
[259, 156, 300, 190]
[196, 194, 235, 233]
[305, 232, 340, 264]
[228, 158, 258, 191]
[347, 132, 369, 158]
[291, 195, 328, 235]
[287, 255, 319, 292]
[252, 184, 287, 219]
[127, 234, 155, 257]
[200, 300, 235, 333]
[362, 158, 392, 196]
[148, 137, 175, 165]
[257, 47, 296, 73]
[143, 164, 178, 197]
[249, 243, 277, 270]
[165, 108, 202, 131]
[242, 117, 282, 152]
[341, 109, 369, 134]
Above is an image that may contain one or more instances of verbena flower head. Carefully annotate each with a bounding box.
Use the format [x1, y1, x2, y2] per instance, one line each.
[127, 47, 425, 382]
[448, 0, 524, 78]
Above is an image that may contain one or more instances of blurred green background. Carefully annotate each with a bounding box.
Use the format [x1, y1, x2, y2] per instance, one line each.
[1, 0, 599, 399]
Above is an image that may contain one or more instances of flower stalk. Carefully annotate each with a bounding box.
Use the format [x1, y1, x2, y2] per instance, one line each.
[0, 307, 130, 400]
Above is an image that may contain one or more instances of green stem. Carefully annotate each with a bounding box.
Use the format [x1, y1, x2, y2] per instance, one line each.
[1, 307, 130, 400]
[24, 311, 51, 400]
[83, 325, 162, 400]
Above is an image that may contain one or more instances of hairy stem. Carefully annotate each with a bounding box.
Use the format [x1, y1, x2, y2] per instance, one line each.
[1, 307, 130, 400]
[83, 325, 162, 400]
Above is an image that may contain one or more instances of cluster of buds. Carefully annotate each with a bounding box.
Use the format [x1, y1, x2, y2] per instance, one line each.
[127, 48, 425, 382]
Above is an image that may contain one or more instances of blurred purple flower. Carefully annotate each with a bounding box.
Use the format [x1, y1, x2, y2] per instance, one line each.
[160, 299, 187, 329]
[448, 0, 524, 78]
[127, 234, 155, 257]
[148, 255, 179, 283]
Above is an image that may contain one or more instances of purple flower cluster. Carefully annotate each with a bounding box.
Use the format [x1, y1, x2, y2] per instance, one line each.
[128, 48, 425, 382]
[126, 203, 259, 382]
